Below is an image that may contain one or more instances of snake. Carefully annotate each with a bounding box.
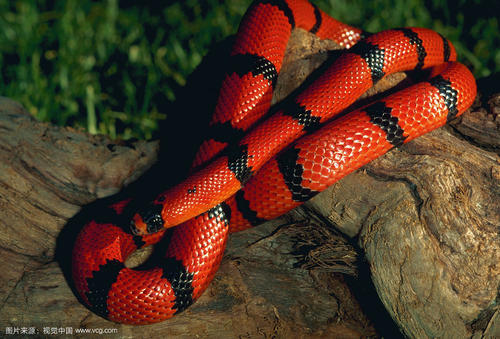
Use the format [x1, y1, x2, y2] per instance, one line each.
[71, 0, 477, 325]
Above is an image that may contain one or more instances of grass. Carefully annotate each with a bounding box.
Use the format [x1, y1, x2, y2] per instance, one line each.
[0, 0, 497, 140]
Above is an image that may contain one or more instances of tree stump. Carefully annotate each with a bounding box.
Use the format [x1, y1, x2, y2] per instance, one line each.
[0, 29, 498, 338]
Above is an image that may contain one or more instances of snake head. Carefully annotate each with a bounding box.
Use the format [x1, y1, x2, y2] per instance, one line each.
[130, 203, 164, 235]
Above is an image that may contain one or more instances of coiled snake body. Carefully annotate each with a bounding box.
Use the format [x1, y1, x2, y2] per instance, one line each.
[72, 0, 476, 324]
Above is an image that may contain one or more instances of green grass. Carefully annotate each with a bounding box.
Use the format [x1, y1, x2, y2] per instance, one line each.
[0, 0, 497, 140]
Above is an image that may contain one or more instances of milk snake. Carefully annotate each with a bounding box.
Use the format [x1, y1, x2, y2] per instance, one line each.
[71, 0, 476, 324]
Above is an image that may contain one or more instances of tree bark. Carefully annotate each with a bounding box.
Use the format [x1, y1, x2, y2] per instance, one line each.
[0, 29, 498, 338]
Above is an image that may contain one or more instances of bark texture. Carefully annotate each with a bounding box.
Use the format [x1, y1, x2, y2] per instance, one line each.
[0, 29, 498, 338]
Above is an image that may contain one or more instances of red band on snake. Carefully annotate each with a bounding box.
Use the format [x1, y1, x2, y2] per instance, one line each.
[71, 0, 476, 324]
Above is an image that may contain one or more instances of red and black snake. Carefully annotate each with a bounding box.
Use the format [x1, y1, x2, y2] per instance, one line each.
[72, 0, 477, 325]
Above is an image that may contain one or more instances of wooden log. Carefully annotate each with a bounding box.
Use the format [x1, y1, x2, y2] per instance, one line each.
[0, 28, 498, 338]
